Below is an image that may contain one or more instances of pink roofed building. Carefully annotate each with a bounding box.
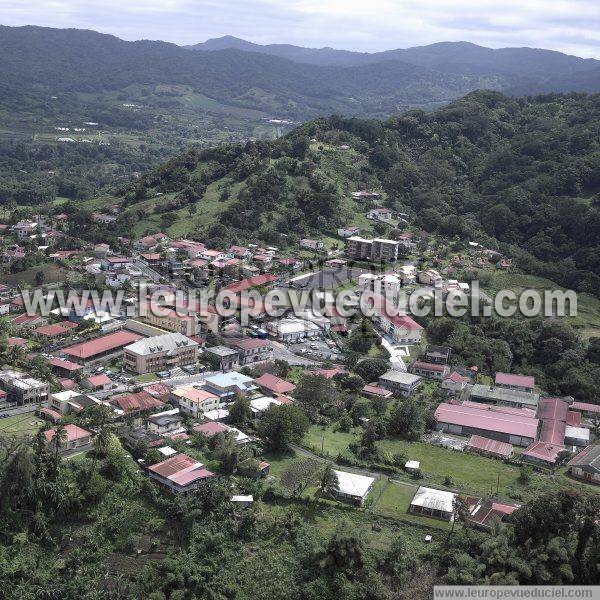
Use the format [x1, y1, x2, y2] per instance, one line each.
[570, 401, 600, 418]
[62, 330, 142, 363]
[44, 424, 92, 453]
[86, 373, 112, 390]
[495, 372, 535, 394]
[521, 442, 566, 468]
[467, 435, 514, 459]
[434, 402, 538, 446]
[147, 453, 215, 493]
[192, 421, 229, 438]
[361, 383, 393, 399]
[410, 360, 450, 380]
[441, 371, 469, 394]
[469, 499, 520, 530]
[372, 295, 423, 344]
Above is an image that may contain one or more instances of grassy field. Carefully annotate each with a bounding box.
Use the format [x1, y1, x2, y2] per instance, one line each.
[134, 373, 158, 383]
[260, 497, 444, 558]
[1, 263, 71, 286]
[126, 178, 241, 238]
[0, 412, 44, 439]
[303, 423, 361, 458]
[300, 424, 599, 502]
[370, 479, 452, 531]
[486, 271, 600, 336]
[262, 449, 452, 532]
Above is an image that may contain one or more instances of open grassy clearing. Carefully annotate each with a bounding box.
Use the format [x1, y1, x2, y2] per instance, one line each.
[369, 479, 452, 530]
[1, 263, 71, 286]
[301, 424, 599, 502]
[486, 271, 600, 334]
[0, 412, 44, 439]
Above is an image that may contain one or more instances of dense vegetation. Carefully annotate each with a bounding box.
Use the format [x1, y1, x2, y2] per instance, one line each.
[0, 422, 597, 599]
[5, 26, 600, 208]
[116, 91, 600, 295]
[0, 26, 505, 120]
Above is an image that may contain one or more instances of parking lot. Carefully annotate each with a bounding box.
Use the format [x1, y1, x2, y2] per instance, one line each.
[286, 336, 344, 361]
[287, 266, 364, 290]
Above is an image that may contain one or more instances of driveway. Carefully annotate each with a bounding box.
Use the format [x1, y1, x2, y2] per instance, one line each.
[270, 340, 320, 366]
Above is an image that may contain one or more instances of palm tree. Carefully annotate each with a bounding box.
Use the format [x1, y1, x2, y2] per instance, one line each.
[93, 426, 112, 458]
[316, 464, 339, 500]
[52, 423, 67, 464]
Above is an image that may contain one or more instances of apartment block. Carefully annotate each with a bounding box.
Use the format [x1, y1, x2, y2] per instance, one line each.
[123, 332, 198, 374]
[345, 236, 400, 262]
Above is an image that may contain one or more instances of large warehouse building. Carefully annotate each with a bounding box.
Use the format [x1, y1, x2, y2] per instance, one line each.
[434, 401, 538, 447]
[62, 330, 142, 364]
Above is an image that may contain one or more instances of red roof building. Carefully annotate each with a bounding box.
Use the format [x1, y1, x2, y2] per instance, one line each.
[494, 372, 535, 392]
[223, 274, 278, 294]
[39, 407, 62, 423]
[48, 357, 83, 373]
[469, 499, 520, 530]
[44, 424, 92, 451]
[58, 378, 77, 390]
[410, 360, 450, 380]
[570, 401, 600, 417]
[62, 330, 142, 362]
[536, 397, 568, 422]
[111, 391, 163, 414]
[87, 374, 111, 389]
[254, 373, 296, 395]
[521, 442, 564, 467]
[309, 367, 348, 379]
[362, 383, 393, 399]
[34, 321, 77, 337]
[372, 295, 423, 344]
[192, 421, 229, 438]
[467, 435, 514, 459]
[535, 397, 569, 446]
[144, 382, 171, 399]
[434, 402, 538, 446]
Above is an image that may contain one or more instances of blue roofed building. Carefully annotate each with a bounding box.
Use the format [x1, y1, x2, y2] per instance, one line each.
[203, 372, 257, 400]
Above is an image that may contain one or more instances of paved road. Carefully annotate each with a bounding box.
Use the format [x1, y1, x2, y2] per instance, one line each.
[132, 260, 163, 284]
[0, 402, 47, 417]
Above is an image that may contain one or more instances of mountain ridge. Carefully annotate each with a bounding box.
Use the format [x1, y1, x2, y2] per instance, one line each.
[190, 35, 599, 75]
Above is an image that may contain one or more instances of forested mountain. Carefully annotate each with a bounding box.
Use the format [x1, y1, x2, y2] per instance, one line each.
[112, 91, 600, 296]
[4, 25, 600, 120]
[192, 35, 600, 80]
[0, 25, 501, 118]
[4, 25, 600, 210]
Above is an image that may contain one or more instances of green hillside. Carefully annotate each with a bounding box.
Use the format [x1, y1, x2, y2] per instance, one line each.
[95, 91, 600, 296]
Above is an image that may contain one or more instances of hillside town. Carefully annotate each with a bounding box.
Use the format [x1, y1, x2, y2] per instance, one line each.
[0, 200, 597, 530]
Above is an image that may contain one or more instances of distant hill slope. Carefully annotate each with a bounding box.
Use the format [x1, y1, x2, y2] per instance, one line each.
[3, 25, 600, 121]
[106, 91, 600, 296]
[0, 25, 499, 119]
[191, 36, 599, 77]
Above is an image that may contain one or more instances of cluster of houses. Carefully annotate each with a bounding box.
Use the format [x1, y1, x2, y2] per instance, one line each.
[0, 196, 596, 513]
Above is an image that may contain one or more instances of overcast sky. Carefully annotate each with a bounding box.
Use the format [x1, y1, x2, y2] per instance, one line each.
[3, 0, 600, 58]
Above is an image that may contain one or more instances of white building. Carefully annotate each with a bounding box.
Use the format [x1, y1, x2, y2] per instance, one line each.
[0, 369, 49, 405]
[333, 470, 375, 506]
[409, 486, 457, 521]
[266, 317, 322, 342]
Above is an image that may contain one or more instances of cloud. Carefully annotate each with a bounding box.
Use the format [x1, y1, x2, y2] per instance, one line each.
[1, 0, 599, 57]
